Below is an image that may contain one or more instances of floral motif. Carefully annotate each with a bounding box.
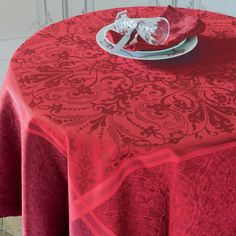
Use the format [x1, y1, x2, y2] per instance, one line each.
[7, 7, 236, 235]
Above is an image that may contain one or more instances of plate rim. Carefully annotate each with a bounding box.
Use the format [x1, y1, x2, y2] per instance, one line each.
[96, 24, 198, 60]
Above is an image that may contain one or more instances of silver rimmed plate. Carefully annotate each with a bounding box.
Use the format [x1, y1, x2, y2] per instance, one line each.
[96, 23, 198, 60]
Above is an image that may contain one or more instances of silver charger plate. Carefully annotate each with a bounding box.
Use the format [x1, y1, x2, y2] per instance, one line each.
[96, 23, 198, 60]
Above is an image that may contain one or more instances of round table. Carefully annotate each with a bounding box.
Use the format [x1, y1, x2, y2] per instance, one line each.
[0, 6, 236, 236]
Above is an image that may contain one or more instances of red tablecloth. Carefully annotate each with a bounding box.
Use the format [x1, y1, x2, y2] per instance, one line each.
[0, 7, 236, 236]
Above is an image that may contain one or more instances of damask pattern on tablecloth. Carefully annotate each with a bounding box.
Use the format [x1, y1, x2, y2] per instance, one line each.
[11, 7, 236, 192]
[7, 6, 236, 235]
[93, 147, 236, 236]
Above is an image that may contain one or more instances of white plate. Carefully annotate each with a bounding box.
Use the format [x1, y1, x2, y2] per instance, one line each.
[96, 24, 198, 60]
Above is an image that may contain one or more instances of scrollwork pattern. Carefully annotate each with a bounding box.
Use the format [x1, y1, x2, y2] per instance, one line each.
[11, 6, 236, 216]
[11, 7, 236, 188]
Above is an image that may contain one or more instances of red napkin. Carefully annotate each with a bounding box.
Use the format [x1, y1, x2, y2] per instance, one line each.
[106, 6, 206, 51]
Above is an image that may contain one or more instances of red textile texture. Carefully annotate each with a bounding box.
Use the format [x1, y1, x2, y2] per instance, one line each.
[1, 6, 236, 236]
[0, 93, 69, 235]
[106, 6, 206, 51]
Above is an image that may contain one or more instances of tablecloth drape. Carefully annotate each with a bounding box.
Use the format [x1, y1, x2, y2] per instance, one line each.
[0, 7, 236, 236]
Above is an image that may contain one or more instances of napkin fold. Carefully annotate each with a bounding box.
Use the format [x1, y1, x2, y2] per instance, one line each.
[106, 6, 206, 51]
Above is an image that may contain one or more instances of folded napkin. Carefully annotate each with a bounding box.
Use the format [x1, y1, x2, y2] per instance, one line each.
[106, 6, 206, 51]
